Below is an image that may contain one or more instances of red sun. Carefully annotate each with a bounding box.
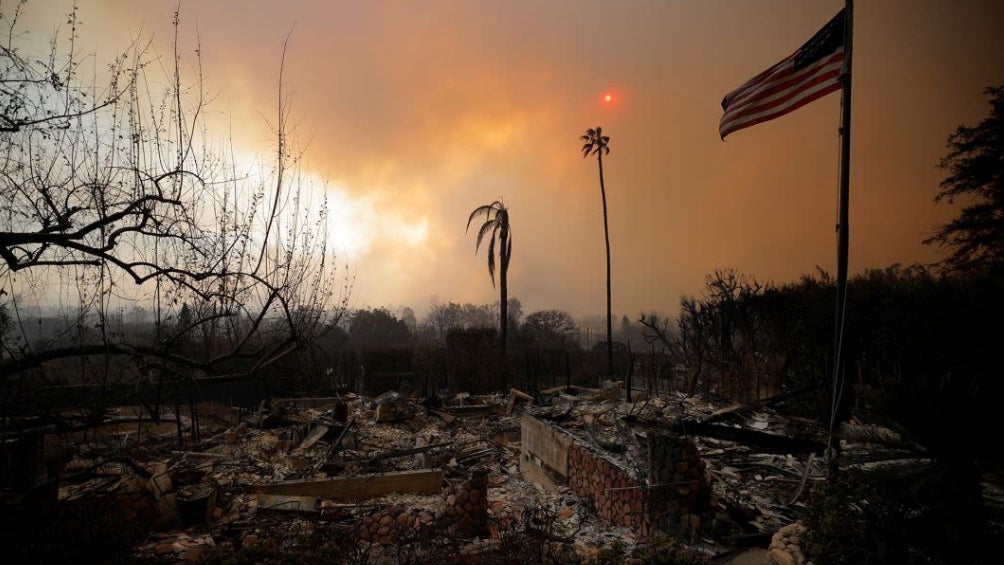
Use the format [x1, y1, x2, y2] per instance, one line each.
[602, 92, 614, 104]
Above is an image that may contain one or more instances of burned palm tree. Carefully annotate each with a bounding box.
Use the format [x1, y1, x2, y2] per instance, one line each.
[467, 199, 512, 356]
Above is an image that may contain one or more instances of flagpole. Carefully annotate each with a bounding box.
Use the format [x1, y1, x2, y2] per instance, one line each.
[828, 0, 853, 473]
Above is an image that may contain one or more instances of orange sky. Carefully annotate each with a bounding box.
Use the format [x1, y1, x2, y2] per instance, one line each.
[23, 1, 1004, 318]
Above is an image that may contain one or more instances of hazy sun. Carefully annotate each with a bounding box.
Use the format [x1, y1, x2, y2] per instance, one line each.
[602, 92, 614, 104]
[316, 179, 375, 260]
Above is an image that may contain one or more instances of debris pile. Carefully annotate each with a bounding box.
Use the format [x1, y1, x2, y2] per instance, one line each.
[2, 382, 935, 562]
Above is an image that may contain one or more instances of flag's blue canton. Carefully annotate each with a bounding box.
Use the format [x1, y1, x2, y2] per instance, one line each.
[793, 9, 845, 71]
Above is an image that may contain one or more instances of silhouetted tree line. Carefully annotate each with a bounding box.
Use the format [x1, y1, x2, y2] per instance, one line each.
[646, 264, 1001, 404]
[293, 298, 650, 396]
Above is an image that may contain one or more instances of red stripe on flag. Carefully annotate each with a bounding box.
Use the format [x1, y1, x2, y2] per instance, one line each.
[725, 51, 843, 112]
[723, 55, 797, 109]
[722, 81, 843, 138]
[720, 11, 846, 139]
[722, 62, 843, 129]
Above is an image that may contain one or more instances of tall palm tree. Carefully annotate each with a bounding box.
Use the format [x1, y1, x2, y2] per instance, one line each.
[581, 126, 614, 377]
[467, 199, 512, 356]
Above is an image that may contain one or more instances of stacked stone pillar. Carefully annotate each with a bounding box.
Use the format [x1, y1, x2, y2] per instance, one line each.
[646, 431, 712, 535]
[447, 467, 489, 538]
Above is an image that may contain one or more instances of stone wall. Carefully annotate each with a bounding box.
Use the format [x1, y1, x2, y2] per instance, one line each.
[356, 468, 489, 545]
[568, 444, 646, 531]
[357, 503, 439, 545]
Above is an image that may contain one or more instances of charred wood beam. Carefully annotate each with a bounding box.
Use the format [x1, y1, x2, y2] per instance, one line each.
[675, 420, 826, 455]
[250, 469, 442, 501]
[700, 386, 816, 424]
[336, 441, 455, 463]
[323, 418, 357, 462]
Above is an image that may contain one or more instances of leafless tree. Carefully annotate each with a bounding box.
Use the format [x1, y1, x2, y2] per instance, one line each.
[0, 6, 350, 390]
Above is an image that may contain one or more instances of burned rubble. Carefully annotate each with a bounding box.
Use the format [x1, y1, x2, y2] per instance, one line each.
[1, 382, 934, 563]
[520, 387, 829, 547]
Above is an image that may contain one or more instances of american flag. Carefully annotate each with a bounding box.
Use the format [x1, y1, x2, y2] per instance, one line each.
[720, 9, 846, 139]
